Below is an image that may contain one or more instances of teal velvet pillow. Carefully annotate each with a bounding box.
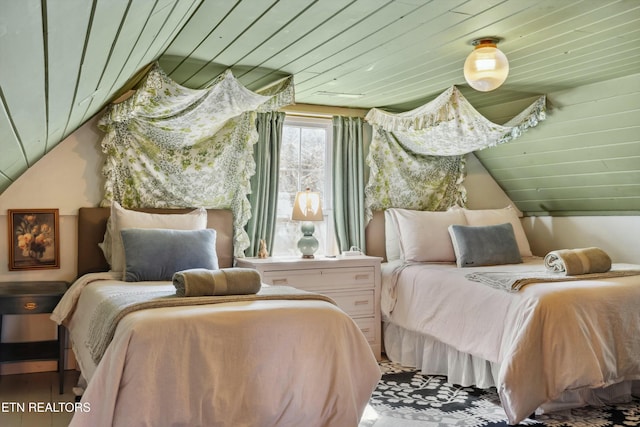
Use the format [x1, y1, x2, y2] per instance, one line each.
[448, 223, 522, 268]
[120, 228, 219, 282]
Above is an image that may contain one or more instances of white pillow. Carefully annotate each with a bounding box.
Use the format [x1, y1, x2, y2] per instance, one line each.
[462, 205, 532, 257]
[384, 209, 401, 262]
[98, 218, 113, 265]
[108, 201, 208, 274]
[391, 208, 467, 262]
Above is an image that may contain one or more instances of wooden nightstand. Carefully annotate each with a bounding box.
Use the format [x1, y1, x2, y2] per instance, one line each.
[236, 255, 382, 360]
[0, 281, 68, 394]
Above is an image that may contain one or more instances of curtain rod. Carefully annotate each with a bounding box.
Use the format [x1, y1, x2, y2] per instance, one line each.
[280, 103, 368, 118]
[283, 111, 333, 120]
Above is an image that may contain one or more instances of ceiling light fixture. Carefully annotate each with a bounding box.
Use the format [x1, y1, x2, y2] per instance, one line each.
[463, 37, 509, 92]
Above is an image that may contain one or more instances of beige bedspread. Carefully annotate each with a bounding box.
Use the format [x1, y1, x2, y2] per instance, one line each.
[55, 275, 380, 427]
[84, 282, 335, 364]
[383, 258, 640, 425]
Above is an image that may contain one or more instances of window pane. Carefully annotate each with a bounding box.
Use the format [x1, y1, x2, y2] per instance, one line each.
[273, 118, 331, 257]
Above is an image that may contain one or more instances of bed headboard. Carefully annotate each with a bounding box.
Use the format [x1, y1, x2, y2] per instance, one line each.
[77, 207, 234, 278]
[365, 210, 386, 261]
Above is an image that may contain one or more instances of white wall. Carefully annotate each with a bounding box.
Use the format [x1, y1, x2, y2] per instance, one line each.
[0, 112, 105, 280]
[523, 216, 640, 263]
[464, 152, 640, 262]
[464, 153, 517, 211]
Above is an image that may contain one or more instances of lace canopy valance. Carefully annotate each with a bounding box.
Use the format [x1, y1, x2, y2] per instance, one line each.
[98, 63, 294, 256]
[365, 86, 546, 156]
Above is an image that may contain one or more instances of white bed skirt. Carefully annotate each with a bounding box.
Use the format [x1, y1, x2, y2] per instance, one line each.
[384, 321, 500, 388]
[383, 321, 640, 415]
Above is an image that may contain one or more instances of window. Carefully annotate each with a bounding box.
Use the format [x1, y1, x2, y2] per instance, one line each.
[272, 116, 333, 257]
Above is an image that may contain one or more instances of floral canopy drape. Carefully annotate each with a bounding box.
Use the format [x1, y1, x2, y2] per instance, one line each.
[364, 86, 546, 218]
[98, 63, 294, 257]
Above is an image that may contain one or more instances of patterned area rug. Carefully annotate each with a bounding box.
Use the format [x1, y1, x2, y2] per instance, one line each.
[360, 361, 640, 426]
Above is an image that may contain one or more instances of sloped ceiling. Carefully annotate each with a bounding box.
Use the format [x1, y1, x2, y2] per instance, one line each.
[1, 0, 639, 213]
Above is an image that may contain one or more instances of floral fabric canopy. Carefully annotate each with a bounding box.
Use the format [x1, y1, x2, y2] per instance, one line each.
[364, 135, 467, 219]
[98, 63, 294, 257]
[365, 86, 546, 156]
[364, 86, 546, 217]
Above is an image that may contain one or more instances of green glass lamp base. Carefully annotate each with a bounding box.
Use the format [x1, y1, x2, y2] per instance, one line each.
[297, 221, 319, 258]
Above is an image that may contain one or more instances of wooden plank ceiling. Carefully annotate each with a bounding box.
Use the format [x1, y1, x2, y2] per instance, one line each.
[0, 0, 638, 214]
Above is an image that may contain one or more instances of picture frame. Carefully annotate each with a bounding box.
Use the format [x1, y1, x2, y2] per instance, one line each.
[8, 209, 60, 271]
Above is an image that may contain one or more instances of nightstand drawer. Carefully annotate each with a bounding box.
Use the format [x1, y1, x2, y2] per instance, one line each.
[328, 291, 374, 317]
[0, 295, 60, 314]
[353, 317, 376, 343]
[263, 267, 374, 291]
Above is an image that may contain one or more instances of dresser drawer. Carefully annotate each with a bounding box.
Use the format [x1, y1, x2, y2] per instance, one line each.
[263, 267, 374, 291]
[327, 291, 374, 317]
[262, 269, 322, 287]
[322, 268, 374, 289]
[353, 317, 376, 343]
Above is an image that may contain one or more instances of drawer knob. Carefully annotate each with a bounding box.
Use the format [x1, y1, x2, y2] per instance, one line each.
[355, 274, 369, 280]
[354, 300, 369, 306]
[24, 302, 38, 310]
[360, 328, 370, 333]
[272, 278, 288, 285]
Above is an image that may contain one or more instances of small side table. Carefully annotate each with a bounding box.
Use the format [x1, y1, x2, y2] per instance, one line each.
[0, 281, 69, 394]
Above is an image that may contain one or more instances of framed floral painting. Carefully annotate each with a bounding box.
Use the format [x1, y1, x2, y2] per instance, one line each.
[8, 209, 60, 270]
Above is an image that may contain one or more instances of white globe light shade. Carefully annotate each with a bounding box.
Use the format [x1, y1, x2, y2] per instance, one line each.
[463, 43, 509, 92]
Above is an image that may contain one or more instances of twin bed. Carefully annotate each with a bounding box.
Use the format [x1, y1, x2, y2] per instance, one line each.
[53, 206, 381, 427]
[365, 207, 640, 425]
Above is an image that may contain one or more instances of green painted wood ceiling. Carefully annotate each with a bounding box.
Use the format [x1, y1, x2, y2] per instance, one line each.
[0, 0, 639, 214]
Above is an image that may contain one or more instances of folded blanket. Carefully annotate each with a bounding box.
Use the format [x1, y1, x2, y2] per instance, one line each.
[173, 268, 262, 297]
[466, 267, 640, 292]
[544, 247, 612, 275]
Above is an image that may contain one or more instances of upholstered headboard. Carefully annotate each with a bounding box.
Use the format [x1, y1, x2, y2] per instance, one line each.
[365, 210, 386, 261]
[77, 207, 234, 278]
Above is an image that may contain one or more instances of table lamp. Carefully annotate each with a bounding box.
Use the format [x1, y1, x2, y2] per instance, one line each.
[291, 188, 323, 258]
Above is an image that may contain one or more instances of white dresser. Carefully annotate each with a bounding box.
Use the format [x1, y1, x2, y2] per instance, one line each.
[236, 255, 382, 360]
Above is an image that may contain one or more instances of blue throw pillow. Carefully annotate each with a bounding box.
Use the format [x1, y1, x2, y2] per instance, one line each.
[448, 223, 522, 267]
[121, 228, 219, 282]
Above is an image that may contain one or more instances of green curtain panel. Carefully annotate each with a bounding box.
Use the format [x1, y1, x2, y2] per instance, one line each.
[245, 111, 285, 257]
[332, 116, 366, 253]
[98, 63, 294, 257]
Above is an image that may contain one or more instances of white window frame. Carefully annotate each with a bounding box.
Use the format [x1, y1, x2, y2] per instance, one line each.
[272, 115, 335, 257]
